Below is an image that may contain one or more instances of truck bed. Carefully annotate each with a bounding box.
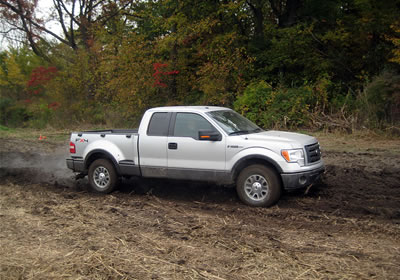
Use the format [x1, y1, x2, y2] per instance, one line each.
[76, 129, 138, 135]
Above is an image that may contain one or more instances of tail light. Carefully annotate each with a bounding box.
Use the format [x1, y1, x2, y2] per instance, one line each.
[69, 141, 76, 154]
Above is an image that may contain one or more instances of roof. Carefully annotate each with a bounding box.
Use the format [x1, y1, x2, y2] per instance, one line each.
[147, 106, 232, 113]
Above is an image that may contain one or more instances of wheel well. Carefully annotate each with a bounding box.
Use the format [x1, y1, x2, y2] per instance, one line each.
[85, 152, 119, 174]
[233, 158, 282, 186]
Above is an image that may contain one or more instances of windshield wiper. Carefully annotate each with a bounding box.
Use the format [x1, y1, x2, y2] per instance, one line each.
[229, 130, 250, 136]
[229, 128, 262, 136]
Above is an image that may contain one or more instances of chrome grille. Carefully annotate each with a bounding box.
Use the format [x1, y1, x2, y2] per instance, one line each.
[305, 143, 321, 164]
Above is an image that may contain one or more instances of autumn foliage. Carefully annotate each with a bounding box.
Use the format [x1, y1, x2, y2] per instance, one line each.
[152, 63, 179, 88]
[27, 66, 58, 95]
[0, 0, 399, 129]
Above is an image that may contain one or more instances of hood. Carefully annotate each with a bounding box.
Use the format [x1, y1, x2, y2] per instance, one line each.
[241, 130, 317, 148]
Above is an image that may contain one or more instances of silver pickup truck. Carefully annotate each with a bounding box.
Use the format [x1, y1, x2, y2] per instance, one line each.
[67, 106, 324, 207]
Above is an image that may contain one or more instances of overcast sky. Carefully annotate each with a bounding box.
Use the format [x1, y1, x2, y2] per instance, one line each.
[0, 0, 62, 50]
[38, 0, 63, 36]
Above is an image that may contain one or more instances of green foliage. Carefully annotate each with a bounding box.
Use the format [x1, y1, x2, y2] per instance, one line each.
[0, 97, 12, 122]
[253, 23, 331, 87]
[387, 21, 400, 65]
[234, 81, 317, 128]
[0, 0, 399, 130]
[0, 97, 31, 127]
[27, 103, 53, 129]
[0, 124, 10, 131]
[357, 71, 400, 127]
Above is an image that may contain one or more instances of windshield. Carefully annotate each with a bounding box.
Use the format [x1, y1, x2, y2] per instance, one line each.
[207, 110, 262, 135]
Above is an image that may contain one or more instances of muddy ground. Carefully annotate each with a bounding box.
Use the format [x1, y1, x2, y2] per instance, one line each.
[0, 133, 399, 279]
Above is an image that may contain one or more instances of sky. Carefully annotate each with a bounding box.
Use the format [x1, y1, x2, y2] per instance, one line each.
[0, 0, 62, 50]
[38, 0, 63, 36]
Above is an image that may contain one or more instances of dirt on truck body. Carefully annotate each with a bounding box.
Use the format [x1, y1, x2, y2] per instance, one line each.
[0, 132, 399, 279]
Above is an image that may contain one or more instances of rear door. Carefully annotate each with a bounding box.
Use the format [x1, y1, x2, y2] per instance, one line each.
[167, 112, 226, 181]
[138, 112, 171, 177]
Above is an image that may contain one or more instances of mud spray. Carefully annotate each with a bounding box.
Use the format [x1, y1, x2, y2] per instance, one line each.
[0, 148, 82, 188]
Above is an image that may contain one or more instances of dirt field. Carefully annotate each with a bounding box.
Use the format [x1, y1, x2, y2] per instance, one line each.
[1, 130, 399, 279]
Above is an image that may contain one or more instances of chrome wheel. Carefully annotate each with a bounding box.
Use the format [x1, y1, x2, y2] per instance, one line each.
[244, 174, 269, 201]
[93, 166, 110, 189]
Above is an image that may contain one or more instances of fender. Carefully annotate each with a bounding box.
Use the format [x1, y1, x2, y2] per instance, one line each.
[231, 154, 283, 174]
[82, 138, 126, 164]
[84, 149, 121, 174]
[227, 147, 286, 181]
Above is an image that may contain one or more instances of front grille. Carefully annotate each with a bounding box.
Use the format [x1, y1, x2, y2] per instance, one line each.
[305, 143, 321, 164]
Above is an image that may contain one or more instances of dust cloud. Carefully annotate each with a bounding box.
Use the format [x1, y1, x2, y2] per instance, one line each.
[0, 147, 77, 187]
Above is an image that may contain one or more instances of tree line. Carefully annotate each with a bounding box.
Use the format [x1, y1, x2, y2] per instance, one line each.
[1, 0, 399, 130]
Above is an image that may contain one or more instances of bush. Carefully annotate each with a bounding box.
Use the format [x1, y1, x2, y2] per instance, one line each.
[234, 81, 315, 129]
[0, 97, 31, 127]
[357, 71, 400, 127]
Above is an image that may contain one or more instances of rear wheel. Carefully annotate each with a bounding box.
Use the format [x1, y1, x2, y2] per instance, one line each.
[88, 159, 118, 193]
[236, 164, 281, 207]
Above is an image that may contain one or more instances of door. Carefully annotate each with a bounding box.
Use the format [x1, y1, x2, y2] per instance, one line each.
[139, 112, 171, 177]
[167, 112, 226, 181]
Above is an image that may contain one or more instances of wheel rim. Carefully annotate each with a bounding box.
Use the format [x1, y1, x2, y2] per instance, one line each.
[93, 166, 110, 189]
[244, 174, 269, 201]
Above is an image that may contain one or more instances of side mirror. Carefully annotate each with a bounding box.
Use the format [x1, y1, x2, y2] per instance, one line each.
[198, 130, 222, 141]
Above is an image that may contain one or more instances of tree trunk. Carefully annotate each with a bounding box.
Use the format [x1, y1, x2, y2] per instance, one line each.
[170, 22, 178, 102]
[279, 0, 302, 27]
[247, 0, 264, 39]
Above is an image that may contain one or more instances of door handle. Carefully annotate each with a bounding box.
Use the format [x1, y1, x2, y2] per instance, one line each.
[168, 142, 178, 150]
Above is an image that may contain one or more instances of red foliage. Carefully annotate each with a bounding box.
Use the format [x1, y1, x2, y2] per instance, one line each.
[27, 66, 58, 94]
[23, 99, 32, 104]
[152, 63, 179, 88]
[86, 38, 94, 48]
[48, 102, 61, 110]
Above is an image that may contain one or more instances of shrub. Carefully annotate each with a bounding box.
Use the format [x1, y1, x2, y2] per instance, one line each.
[357, 71, 400, 127]
[0, 97, 31, 127]
[27, 103, 53, 128]
[234, 81, 315, 129]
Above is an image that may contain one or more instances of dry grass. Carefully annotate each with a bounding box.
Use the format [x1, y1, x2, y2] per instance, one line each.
[1, 130, 399, 279]
[312, 130, 400, 153]
[1, 179, 399, 279]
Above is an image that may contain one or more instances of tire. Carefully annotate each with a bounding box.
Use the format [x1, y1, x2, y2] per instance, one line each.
[88, 159, 118, 193]
[236, 164, 281, 207]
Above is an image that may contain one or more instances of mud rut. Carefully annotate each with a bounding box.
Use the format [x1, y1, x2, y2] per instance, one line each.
[1, 138, 399, 279]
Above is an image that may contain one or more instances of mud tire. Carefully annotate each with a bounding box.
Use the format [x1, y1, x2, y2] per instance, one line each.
[236, 164, 281, 207]
[88, 159, 118, 193]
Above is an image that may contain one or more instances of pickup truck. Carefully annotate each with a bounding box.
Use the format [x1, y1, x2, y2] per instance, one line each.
[66, 106, 324, 207]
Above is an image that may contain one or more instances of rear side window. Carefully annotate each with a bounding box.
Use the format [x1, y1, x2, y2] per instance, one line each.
[147, 112, 170, 136]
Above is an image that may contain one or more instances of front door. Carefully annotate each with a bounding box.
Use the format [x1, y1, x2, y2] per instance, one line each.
[167, 112, 226, 181]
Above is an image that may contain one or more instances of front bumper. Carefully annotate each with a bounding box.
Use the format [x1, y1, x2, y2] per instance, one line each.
[281, 166, 325, 190]
[66, 158, 86, 173]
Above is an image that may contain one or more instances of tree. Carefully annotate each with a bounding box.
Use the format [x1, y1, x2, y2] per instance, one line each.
[0, 0, 50, 57]
[0, 0, 132, 56]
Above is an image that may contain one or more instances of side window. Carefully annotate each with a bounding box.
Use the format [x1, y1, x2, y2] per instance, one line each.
[173, 113, 216, 139]
[147, 112, 170, 136]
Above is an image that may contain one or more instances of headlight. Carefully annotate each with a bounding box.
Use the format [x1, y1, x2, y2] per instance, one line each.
[281, 149, 305, 166]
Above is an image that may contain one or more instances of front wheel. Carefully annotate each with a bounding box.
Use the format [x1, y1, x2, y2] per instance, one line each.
[236, 164, 281, 207]
[88, 159, 118, 193]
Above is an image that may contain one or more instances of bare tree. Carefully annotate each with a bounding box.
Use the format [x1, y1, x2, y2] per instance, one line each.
[0, 0, 132, 55]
